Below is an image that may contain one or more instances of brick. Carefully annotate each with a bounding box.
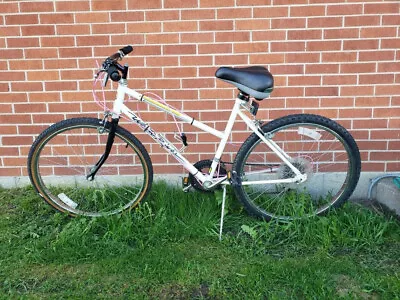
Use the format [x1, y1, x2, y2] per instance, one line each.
[146, 33, 179, 44]
[146, 56, 179, 67]
[355, 97, 390, 107]
[305, 86, 338, 97]
[290, 5, 326, 17]
[287, 97, 319, 108]
[0, 3, 18, 13]
[163, 45, 196, 55]
[27, 71, 59, 81]
[327, 4, 362, 15]
[44, 59, 77, 70]
[110, 11, 144, 22]
[343, 39, 379, 50]
[270, 41, 305, 52]
[29, 92, 60, 102]
[253, 6, 288, 18]
[0, 83, 9, 92]
[322, 52, 357, 63]
[271, 18, 306, 29]
[360, 27, 397, 38]
[237, 0, 271, 5]
[359, 74, 394, 85]
[182, 78, 215, 89]
[45, 81, 77, 91]
[92, 0, 126, 10]
[14, 103, 47, 114]
[320, 97, 354, 107]
[249, 53, 284, 64]
[378, 62, 400, 73]
[0, 26, 20, 36]
[288, 29, 322, 40]
[200, 0, 235, 7]
[381, 39, 400, 49]
[181, 9, 215, 20]
[164, 0, 198, 8]
[147, 79, 180, 89]
[288, 75, 321, 86]
[40, 13, 74, 24]
[200, 20, 233, 31]
[41, 36, 75, 47]
[340, 63, 376, 74]
[75, 12, 109, 23]
[234, 42, 268, 53]
[339, 108, 372, 118]
[56, 24, 91, 35]
[324, 28, 359, 39]
[252, 30, 286, 41]
[383, 15, 400, 26]
[286, 53, 320, 63]
[364, 3, 399, 14]
[0, 94, 27, 105]
[127, 22, 161, 33]
[306, 64, 339, 74]
[25, 48, 58, 59]
[56, 1, 90, 11]
[0, 114, 32, 124]
[271, 87, 304, 97]
[345, 15, 380, 27]
[164, 21, 198, 32]
[22, 25, 55, 36]
[111, 34, 145, 46]
[182, 32, 214, 43]
[308, 16, 342, 28]
[215, 54, 249, 65]
[11, 82, 43, 92]
[323, 75, 357, 85]
[0, 49, 23, 59]
[59, 47, 93, 58]
[77, 35, 109, 46]
[307, 40, 341, 51]
[20, 1, 54, 12]
[340, 86, 374, 96]
[217, 8, 251, 19]
[145, 10, 179, 21]
[7, 37, 40, 48]
[6, 14, 38, 25]
[375, 85, 400, 96]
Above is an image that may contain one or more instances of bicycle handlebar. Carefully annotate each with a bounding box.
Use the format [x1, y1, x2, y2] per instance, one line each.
[108, 45, 133, 61]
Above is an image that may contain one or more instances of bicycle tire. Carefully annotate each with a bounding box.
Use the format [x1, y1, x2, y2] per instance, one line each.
[232, 114, 361, 221]
[28, 117, 153, 217]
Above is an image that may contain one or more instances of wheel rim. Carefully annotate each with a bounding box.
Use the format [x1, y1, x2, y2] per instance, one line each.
[238, 122, 354, 220]
[32, 123, 149, 217]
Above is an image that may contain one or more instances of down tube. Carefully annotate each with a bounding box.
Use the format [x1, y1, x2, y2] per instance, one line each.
[120, 104, 208, 183]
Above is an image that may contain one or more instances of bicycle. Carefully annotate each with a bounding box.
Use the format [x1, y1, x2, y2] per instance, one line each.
[28, 45, 361, 222]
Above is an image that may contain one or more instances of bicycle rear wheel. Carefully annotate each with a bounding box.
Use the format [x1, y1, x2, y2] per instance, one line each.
[233, 114, 361, 221]
[28, 117, 153, 217]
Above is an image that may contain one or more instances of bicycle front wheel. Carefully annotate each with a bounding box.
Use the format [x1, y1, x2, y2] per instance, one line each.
[28, 118, 153, 217]
[233, 114, 361, 221]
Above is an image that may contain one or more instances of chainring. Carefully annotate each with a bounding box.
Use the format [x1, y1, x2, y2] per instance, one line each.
[188, 159, 227, 192]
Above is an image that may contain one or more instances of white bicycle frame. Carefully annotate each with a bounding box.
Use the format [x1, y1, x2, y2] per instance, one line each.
[111, 79, 306, 187]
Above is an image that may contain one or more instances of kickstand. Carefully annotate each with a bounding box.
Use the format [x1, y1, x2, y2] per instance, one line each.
[219, 185, 227, 241]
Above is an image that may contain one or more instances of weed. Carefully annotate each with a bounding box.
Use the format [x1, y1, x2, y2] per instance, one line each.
[0, 183, 399, 298]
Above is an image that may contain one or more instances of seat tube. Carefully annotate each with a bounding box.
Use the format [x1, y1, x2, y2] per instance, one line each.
[208, 98, 242, 178]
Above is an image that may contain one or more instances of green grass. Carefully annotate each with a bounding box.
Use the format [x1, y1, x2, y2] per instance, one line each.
[0, 182, 399, 299]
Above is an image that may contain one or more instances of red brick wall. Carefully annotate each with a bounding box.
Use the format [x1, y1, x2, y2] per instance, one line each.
[1, 0, 399, 177]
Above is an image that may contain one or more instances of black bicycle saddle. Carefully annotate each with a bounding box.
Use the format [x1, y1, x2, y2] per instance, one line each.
[215, 66, 274, 100]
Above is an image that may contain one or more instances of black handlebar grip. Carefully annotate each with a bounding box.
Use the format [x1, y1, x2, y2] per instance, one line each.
[119, 45, 133, 56]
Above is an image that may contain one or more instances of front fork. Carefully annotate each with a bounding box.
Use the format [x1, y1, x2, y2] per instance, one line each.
[86, 117, 119, 181]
